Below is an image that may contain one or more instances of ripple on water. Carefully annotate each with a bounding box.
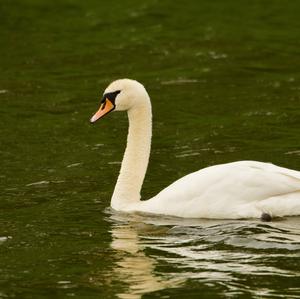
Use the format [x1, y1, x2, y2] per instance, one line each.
[0, 236, 12, 244]
[160, 78, 199, 85]
[107, 212, 300, 298]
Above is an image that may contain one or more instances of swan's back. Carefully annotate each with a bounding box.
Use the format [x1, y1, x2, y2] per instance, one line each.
[139, 161, 300, 218]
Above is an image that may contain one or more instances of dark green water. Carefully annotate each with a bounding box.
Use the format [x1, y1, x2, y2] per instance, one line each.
[1, 0, 300, 298]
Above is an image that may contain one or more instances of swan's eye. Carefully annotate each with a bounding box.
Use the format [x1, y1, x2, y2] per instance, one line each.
[101, 90, 121, 106]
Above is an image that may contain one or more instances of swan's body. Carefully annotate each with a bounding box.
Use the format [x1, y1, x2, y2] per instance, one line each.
[91, 79, 300, 219]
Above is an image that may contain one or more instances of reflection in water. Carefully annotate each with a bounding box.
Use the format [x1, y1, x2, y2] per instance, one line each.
[110, 217, 183, 299]
[109, 212, 300, 298]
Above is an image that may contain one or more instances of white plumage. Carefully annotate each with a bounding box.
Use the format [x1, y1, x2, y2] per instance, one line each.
[91, 79, 300, 219]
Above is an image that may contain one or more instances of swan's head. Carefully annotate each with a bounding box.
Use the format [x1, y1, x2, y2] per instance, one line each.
[90, 79, 149, 123]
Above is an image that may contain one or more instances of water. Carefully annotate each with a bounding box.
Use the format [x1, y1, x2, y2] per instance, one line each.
[1, 0, 300, 298]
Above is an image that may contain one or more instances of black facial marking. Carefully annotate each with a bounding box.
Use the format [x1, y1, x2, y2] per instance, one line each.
[101, 90, 121, 105]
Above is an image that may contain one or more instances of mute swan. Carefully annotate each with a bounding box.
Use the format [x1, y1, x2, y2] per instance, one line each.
[90, 79, 300, 220]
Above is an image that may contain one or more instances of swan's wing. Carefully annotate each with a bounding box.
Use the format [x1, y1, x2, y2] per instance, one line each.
[144, 161, 300, 218]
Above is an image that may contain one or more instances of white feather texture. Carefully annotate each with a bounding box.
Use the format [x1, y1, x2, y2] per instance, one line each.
[98, 79, 300, 219]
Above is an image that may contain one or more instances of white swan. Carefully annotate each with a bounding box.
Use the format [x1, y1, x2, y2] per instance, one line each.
[90, 79, 300, 220]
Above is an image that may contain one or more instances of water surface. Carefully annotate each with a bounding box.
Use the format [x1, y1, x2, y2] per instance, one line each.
[1, 0, 300, 298]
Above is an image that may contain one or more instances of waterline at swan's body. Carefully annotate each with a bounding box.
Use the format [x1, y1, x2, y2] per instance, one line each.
[91, 79, 300, 220]
[114, 161, 300, 219]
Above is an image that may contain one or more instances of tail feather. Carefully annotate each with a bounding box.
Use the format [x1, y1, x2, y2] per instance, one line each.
[259, 191, 300, 217]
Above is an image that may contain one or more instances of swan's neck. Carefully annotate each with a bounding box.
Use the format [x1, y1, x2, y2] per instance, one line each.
[111, 99, 152, 210]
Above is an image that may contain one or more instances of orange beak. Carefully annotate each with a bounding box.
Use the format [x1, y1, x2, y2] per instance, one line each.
[90, 99, 115, 123]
